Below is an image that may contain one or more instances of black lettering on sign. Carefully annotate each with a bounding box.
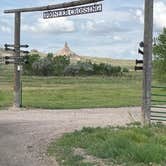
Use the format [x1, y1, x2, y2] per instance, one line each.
[43, 3, 103, 19]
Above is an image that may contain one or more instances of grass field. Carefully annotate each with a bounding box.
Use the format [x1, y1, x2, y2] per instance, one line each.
[81, 56, 135, 69]
[0, 58, 141, 109]
[0, 62, 165, 109]
[0, 73, 142, 109]
[48, 124, 166, 166]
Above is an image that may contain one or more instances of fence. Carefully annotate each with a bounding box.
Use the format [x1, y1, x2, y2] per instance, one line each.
[151, 86, 166, 122]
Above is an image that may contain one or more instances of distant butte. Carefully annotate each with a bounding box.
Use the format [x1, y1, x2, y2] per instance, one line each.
[55, 42, 80, 60]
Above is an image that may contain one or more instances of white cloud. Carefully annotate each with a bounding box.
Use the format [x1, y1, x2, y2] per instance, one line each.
[113, 35, 123, 41]
[135, 9, 144, 24]
[81, 7, 144, 36]
[0, 17, 11, 33]
[85, 21, 95, 31]
[131, 1, 166, 31]
[22, 17, 76, 34]
[1, 26, 11, 33]
[154, 1, 166, 29]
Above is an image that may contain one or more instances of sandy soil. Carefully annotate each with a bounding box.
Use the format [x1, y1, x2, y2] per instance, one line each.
[0, 107, 142, 166]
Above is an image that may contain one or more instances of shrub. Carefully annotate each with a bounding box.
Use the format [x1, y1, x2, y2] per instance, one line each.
[92, 63, 122, 76]
[153, 28, 166, 81]
[23, 54, 125, 77]
[23, 54, 70, 76]
[77, 61, 94, 76]
[110, 66, 122, 76]
[23, 53, 40, 75]
[122, 67, 129, 73]
[64, 64, 80, 76]
[64, 61, 94, 76]
[32, 57, 54, 76]
[47, 53, 54, 59]
[53, 56, 70, 76]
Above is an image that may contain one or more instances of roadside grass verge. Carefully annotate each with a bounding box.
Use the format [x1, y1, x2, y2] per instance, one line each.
[48, 124, 166, 166]
[0, 90, 13, 109]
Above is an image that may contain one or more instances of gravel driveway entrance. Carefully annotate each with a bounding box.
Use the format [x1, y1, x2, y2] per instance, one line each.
[0, 107, 142, 166]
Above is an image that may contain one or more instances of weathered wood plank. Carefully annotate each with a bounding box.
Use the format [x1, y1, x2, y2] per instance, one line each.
[142, 0, 154, 124]
[4, 0, 104, 13]
[14, 12, 21, 108]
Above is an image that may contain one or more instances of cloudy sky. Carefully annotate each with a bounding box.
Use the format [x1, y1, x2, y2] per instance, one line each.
[0, 0, 166, 59]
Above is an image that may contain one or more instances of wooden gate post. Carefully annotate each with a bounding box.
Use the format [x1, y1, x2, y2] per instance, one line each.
[143, 0, 154, 124]
[13, 12, 21, 108]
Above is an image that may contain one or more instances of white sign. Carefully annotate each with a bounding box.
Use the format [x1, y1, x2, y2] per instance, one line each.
[43, 3, 102, 19]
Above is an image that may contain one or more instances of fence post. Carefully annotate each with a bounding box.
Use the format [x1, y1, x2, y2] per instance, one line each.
[13, 12, 21, 108]
[143, 0, 154, 124]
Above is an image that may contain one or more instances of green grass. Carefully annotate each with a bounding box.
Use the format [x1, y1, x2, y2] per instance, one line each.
[0, 73, 142, 109]
[0, 64, 165, 109]
[0, 61, 141, 110]
[0, 90, 13, 108]
[48, 124, 166, 166]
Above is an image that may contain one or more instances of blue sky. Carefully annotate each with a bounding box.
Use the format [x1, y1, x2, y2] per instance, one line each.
[0, 0, 166, 59]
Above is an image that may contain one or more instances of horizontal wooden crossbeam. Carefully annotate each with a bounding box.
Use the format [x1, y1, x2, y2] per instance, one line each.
[4, 0, 104, 13]
[151, 111, 166, 114]
[151, 100, 166, 103]
[151, 105, 166, 109]
[152, 94, 166, 97]
[151, 118, 166, 122]
[152, 86, 166, 89]
[151, 115, 166, 119]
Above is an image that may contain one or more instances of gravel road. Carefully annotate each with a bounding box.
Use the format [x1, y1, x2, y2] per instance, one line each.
[0, 107, 142, 166]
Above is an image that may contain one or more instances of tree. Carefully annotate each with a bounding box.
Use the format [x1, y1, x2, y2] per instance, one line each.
[47, 53, 54, 59]
[23, 53, 40, 75]
[153, 28, 166, 81]
[64, 61, 94, 76]
[32, 57, 54, 76]
[53, 56, 70, 76]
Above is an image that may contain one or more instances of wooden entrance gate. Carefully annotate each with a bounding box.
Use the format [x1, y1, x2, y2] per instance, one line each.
[3, 0, 154, 124]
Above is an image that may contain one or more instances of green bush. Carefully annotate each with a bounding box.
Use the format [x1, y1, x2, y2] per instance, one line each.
[32, 57, 54, 76]
[64, 61, 94, 76]
[23, 54, 127, 77]
[153, 28, 166, 81]
[23, 53, 40, 75]
[64, 61, 122, 76]
[110, 66, 122, 76]
[23, 54, 70, 76]
[122, 67, 129, 73]
[53, 56, 70, 76]
[64, 64, 80, 76]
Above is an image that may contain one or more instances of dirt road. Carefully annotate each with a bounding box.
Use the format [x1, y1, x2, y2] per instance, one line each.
[0, 107, 142, 166]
